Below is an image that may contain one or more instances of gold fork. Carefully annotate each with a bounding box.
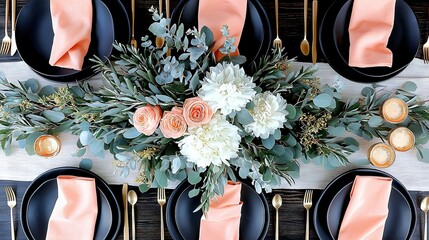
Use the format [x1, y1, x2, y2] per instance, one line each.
[423, 37, 429, 64]
[303, 190, 313, 240]
[1, 0, 11, 55]
[5, 187, 16, 240]
[157, 188, 166, 240]
[273, 0, 282, 49]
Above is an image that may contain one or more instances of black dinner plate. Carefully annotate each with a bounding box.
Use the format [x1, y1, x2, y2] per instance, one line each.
[313, 168, 416, 240]
[20, 167, 121, 240]
[166, 180, 270, 240]
[333, 0, 419, 77]
[16, 0, 115, 82]
[171, 0, 271, 66]
[319, 0, 419, 83]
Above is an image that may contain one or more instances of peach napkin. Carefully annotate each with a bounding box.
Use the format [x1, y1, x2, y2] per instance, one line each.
[49, 0, 92, 70]
[199, 181, 243, 240]
[348, 0, 396, 67]
[198, 0, 247, 61]
[338, 176, 392, 240]
[45, 176, 98, 240]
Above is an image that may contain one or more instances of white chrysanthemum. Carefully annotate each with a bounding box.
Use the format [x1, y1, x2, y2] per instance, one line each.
[245, 92, 288, 139]
[198, 62, 256, 115]
[179, 114, 241, 168]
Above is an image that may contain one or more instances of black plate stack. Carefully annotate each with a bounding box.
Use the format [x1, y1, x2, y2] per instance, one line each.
[20, 167, 121, 240]
[166, 180, 270, 240]
[15, 0, 130, 82]
[319, 0, 419, 83]
[313, 168, 416, 240]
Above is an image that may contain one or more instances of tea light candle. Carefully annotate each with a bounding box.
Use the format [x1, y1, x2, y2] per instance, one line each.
[380, 98, 408, 123]
[388, 127, 415, 152]
[34, 135, 61, 157]
[367, 143, 395, 168]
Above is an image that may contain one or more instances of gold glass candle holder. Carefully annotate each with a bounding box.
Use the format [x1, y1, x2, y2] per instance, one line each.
[34, 135, 61, 157]
[388, 127, 415, 152]
[367, 143, 396, 168]
[379, 97, 408, 123]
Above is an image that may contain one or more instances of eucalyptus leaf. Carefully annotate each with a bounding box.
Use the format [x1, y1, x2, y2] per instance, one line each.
[42, 110, 65, 123]
[313, 93, 334, 108]
[25, 132, 44, 155]
[188, 189, 200, 198]
[24, 79, 39, 92]
[403, 81, 417, 92]
[187, 171, 202, 185]
[262, 135, 275, 149]
[79, 158, 93, 170]
[368, 116, 383, 127]
[123, 128, 141, 139]
[236, 108, 254, 125]
[155, 169, 168, 187]
[39, 86, 56, 96]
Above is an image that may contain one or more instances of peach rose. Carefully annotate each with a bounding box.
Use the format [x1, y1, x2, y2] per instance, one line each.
[133, 105, 162, 135]
[160, 107, 187, 139]
[183, 97, 213, 127]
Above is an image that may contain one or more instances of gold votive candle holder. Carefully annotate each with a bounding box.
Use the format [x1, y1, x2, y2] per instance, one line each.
[34, 135, 61, 158]
[367, 143, 396, 168]
[379, 97, 408, 124]
[388, 127, 415, 152]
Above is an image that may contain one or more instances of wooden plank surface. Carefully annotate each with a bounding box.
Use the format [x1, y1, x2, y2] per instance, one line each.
[0, 180, 426, 239]
[0, 0, 427, 63]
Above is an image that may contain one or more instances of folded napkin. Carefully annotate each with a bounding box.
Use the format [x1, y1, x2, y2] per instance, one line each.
[338, 176, 392, 240]
[49, 0, 92, 70]
[198, 0, 247, 61]
[46, 176, 98, 240]
[199, 181, 243, 240]
[348, 0, 396, 67]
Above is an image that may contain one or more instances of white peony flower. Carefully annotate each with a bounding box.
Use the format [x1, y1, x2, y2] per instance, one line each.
[245, 92, 288, 139]
[178, 114, 241, 168]
[198, 62, 256, 115]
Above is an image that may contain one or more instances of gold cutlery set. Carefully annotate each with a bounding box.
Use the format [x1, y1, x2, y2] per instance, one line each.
[273, 0, 318, 63]
[272, 190, 314, 239]
[1, 0, 16, 55]
[122, 184, 167, 240]
[123, 183, 139, 240]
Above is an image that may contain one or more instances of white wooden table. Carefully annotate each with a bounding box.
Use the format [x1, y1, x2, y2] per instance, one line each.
[1, 59, 429, 190]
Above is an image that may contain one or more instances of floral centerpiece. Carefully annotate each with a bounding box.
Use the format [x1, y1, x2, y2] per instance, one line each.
[1, 9, 429, 212]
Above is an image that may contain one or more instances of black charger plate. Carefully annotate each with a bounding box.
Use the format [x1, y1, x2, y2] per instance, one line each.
[333, 0, 419, 77]
[313, 168, 416, 240]
[166, 180, 269, 240]
[20, 167, 121, 240]
[171, 0, 271, 66]
[319, 0, 419, 82]
[16, 0, 115, 82]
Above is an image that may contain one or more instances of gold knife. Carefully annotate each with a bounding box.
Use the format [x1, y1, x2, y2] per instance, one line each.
[123, 183, 129, 240]
[312, 0, 318, 64]
[10, 0, 16, 56]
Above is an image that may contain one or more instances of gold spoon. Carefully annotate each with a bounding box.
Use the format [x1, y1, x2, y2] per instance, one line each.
[272, 194, 282, 240]
[155, 0, 165, 48]
[421, 197, 429, 240]
[300, 0, 310, 56]
[130, 0, 137, 48]
[128, 190, 138, 240]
